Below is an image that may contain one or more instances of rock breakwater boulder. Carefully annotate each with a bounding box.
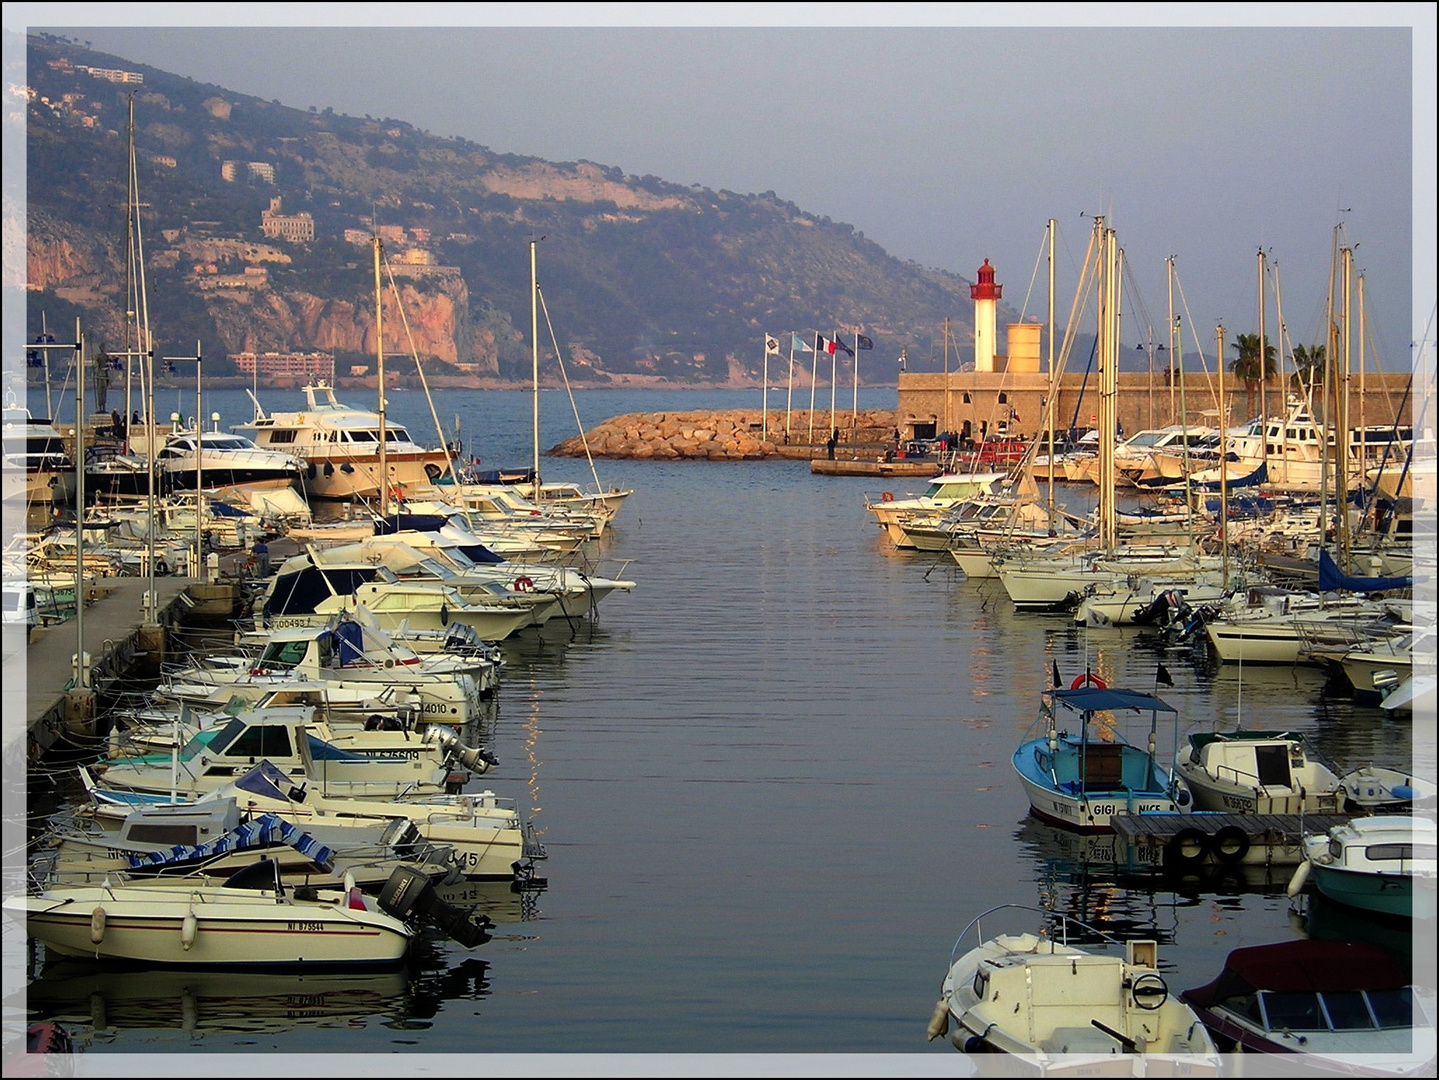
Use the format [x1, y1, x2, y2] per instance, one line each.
[548, 409, 899, 461]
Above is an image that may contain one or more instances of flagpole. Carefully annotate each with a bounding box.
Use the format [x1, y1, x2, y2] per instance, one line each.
[786, 336, 796, 440]
[762, 335, 769, 442]
[829, 328, 838, 442]
[808, 333, 820, 445]
[851, 331, 859, 443]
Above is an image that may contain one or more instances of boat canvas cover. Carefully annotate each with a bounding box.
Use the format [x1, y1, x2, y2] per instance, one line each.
[264, 565, 374, 616]
[1317, 547, 1412, 593]
[1049, 687, 1177, 714]
[125, 812, 334, 871]
[375, 513, 452, 535]
[1183, 941, 1407, 1009]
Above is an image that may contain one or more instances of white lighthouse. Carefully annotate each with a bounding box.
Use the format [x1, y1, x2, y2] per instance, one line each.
[970, 258, 1002, 372]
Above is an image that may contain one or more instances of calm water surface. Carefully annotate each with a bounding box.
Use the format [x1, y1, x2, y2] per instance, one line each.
[11, 387, 1434, 1072]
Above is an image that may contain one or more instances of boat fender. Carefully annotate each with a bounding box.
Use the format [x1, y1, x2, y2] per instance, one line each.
[926, 1000, 951, 1041]
[1069, 673, 1106, 690]
[181, 911, 198, 951]
[1212, 825, 1251, 864]
[1164, 828, 1210, 868]
[1286, 860, 1311, 898]
[513, 576, 535, 592]
[90, 906, 106, 945]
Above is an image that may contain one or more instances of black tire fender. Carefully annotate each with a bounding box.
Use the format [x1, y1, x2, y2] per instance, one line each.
[1165, 827, 1211, 868]
[1211, 825, 1251, 864]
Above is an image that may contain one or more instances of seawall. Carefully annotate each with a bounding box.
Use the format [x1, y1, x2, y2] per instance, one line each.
[547, 408, 900, 461]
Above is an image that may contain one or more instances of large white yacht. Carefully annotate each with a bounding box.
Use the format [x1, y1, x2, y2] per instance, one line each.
[235, 381, 452, 502]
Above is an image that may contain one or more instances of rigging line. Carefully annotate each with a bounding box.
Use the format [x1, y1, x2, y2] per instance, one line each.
[1015, 221, 1051, 322]
[1170, 270, 1218, 412]
[535, 285, 605, 496]
[381, 257, 460, 493]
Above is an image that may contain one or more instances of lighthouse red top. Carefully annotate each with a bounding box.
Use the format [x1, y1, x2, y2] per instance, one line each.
[969, 258, 1002, 301]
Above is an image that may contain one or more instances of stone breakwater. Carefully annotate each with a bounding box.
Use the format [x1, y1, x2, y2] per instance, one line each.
[548, 409, 899, 461]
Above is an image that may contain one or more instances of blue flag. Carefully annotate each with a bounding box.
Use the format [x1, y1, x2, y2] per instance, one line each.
[857, 335, 874, 351]
[792, 333, 812, 353]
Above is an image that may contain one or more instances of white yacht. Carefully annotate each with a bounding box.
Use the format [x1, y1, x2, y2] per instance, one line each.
[235, 381, 452, 503]
[2, 401, 76, 508]
[155, 421, 304, 493]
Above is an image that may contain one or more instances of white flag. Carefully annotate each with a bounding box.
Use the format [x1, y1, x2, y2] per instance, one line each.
[764, 334, 780, 355]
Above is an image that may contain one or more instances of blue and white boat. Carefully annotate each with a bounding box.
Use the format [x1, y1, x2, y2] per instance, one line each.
[1012, 682, 1192, 832]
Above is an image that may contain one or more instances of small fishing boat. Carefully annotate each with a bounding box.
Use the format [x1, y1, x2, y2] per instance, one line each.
[1180, 940, 1437, 1076]
[926, 903, 1221, 1074]
[1174, 729, 1343, 815]
[1287, 815, 1437, 920]
[1336, 765, 1438, 813]
[1012, 681, 1192, 832]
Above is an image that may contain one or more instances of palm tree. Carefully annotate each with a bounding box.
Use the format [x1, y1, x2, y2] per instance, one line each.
[1230, 333, 1278, 418]
[1291, 343, 1326, 390]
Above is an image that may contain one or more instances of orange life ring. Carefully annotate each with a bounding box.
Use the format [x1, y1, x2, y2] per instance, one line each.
[1070, 673, 1107, 690]
[513, 576, 535, 592]
[881, 491, 894, 502]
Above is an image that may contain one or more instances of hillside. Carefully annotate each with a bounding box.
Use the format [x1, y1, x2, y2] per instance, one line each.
[20, 32, 1021, 387]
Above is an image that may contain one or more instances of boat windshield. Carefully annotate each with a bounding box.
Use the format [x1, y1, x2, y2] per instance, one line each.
[1258, 988, 1419, 1032]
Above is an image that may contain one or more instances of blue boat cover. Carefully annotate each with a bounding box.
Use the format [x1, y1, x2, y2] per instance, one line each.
[126, 812, 334, 870]
[1049, 687, 1177, 713]
[1317, 547, 1411, 593]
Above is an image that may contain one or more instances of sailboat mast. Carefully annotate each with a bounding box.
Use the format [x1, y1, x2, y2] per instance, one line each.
[531, 239, 541, 503]
[1339, 245, 1353, 568]
[1217, 324, 1230, 591]
[1046, 218, 1056, 507]
[374, 237, 387, 518]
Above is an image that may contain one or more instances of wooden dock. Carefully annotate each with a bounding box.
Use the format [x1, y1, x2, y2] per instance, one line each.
[1112, 812, 1350, 872]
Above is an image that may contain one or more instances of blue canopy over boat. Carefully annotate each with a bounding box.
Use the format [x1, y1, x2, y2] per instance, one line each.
[1048, 687, 1177, 713]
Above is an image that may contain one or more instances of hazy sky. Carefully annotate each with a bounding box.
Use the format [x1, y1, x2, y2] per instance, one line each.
[8, 5, 1436, 373]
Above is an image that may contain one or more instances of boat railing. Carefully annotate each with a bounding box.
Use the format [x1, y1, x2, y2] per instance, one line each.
[948, 902, 1125, 968]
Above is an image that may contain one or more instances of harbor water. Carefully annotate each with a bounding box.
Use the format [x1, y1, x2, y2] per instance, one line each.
[8, 385, 1434, 1072]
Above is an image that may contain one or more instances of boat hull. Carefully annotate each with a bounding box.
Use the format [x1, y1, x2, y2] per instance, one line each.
[6, 887, 411, 967]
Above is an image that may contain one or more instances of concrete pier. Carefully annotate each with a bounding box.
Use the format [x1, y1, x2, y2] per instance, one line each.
[4, 575, 219, 764]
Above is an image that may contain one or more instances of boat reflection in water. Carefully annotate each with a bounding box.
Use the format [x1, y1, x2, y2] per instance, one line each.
[24, 961, 421, 1036]
[1017, 816, 1293, 906]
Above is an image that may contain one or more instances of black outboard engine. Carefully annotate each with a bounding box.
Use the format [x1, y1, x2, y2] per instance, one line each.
[377, 866, 495, 948]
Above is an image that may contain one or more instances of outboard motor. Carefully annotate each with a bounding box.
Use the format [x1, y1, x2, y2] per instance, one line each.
[423, 725, 499, 773]
[377, 865, 494, 948]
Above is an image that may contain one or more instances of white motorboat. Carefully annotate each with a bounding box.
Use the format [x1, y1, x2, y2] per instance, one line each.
[82, 759, 546, 883]
[2, 400, 76, 507]
[1174, 729, 1343, 815]
[155, 423, 305, 493]
[255, 549, 540, 640]
[36, 799, 455, 892]
[927, 903, 1221, 1074]
[862, 471, 1011, 547]
[5, 861, 414, 967]
[160, 619, 495, 723]
[83, 705, 490, 800]
[6, 858, 494, 966]
[1288, 815, 1438, 921]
